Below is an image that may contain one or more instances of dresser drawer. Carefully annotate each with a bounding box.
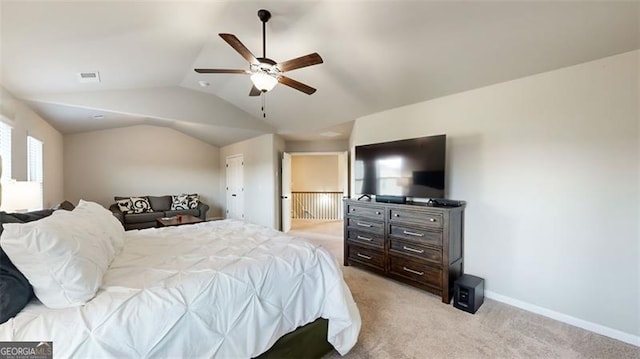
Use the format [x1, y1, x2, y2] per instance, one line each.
[389, 254, 442, 288]
[389, 224, 442, 247]
[389, 208, 443, 229]
[347, 230, 384, 248]
[347, 244, 385, 270]
[346, 217, 384, 235]
[346, 203, 385, 220]
[389, 239, 442, 263]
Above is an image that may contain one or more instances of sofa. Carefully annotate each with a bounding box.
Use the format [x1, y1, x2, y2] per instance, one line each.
[109, 195, 209, 230]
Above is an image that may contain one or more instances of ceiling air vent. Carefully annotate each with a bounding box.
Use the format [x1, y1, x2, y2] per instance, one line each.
[77, 71, 100, 83]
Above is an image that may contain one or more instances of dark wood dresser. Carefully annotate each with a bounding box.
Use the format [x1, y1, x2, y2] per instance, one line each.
[343, 198, 465, 303]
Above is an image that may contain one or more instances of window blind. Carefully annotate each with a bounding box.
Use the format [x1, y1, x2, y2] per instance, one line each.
[27, 136, 44, 209]
[27, 136, 43, 183]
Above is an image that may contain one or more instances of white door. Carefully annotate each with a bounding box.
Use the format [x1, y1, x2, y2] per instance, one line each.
[281, 152, 292, 232]
[226, 155, 244, 220]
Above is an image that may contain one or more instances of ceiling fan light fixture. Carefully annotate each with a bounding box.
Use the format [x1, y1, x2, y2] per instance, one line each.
[194, 9, 322, 96]
[251, 72, 278, 92]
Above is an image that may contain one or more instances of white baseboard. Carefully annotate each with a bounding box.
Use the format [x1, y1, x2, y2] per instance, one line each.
[484, 290, 639, 347]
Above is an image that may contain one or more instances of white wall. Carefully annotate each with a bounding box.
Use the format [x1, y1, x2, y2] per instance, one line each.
[0, 86, 64, 209]
[220, 134, 281, 229]
[292, 155, 342, 192]
[350, 51, 639, 342]
[285, 139, 348, 152]
[64, 125, 221, 217]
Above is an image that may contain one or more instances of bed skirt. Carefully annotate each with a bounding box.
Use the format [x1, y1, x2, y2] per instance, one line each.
[255, 318, 333, 359]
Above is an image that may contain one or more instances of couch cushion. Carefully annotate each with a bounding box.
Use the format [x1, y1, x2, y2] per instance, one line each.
[165, 209, 200, 218]
[124, 211, 165, 224]
[148, 196, 172, 212]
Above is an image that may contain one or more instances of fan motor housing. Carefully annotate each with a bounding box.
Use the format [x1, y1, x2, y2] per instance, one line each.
[258, 9, 271, 23]
[257, 57, 276, 66]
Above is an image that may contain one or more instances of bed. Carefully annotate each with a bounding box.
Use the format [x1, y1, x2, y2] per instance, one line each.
[0, 201, 361, 358]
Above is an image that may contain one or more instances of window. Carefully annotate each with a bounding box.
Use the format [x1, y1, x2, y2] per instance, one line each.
[27, 136, 43, 182]
[27, 135, 43, 208]
[0, 120, 11, 182]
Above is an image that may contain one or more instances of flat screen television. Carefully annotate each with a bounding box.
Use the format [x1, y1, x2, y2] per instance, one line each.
[354, 134, 446, 199]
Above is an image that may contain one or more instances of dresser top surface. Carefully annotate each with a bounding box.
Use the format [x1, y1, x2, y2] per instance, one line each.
[344, 198, 465, 212]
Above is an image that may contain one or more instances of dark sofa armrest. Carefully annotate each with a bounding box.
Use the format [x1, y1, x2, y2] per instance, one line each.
[197, 202, 209, 221]
[109, 203, 125, 225]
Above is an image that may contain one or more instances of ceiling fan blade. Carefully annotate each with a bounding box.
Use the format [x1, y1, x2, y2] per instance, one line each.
[277, 53, 323, 72]
[249, 85, 262, 96]
[194, 69, 250, 74]
[278, 76, 317, 95]
[219, 33, 259, 65]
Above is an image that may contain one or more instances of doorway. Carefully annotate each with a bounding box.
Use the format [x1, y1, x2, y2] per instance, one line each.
[281, 152, 348, 232]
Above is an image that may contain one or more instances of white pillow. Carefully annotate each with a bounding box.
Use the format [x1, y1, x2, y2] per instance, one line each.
[0, 201, 122, 308]
[73, 199, 125, 255]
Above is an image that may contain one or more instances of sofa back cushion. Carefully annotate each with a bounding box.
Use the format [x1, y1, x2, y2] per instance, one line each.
[148, 195, 172, 212]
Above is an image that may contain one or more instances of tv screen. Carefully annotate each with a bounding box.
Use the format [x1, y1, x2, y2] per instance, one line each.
[354, 134, 446, 199]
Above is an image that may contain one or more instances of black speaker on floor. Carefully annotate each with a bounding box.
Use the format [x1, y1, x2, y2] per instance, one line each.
[453, 274, 484, 314]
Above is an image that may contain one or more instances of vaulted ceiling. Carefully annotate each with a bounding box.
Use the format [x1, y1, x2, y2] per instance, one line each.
[1, 1, 638, 146]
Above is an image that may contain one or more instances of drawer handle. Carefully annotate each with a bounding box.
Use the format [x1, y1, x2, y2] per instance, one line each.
[402, 246, 424, 254]
[403, 267, 424, 276]
[403, 230, 424, 237]
[429, 218, 437, 222]
[351, 208, 356, 212]
[357, 222, 373, 228]
[357, 253, 372, 260]
[357, 235, 373, 241]
[375, 211, 381, 215]
[393, 213, 400, 217]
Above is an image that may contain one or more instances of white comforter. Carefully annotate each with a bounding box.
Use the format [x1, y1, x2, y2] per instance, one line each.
[0, 219, 361, 358]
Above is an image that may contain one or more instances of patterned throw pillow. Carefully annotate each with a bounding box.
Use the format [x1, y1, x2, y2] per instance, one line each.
[186, 194, 200, 209]
[171, 195, 190, 211]
[115, 198, 133, 213]
[116, 197, 153, 214]
[130, 197, 153, 213]
[171, 194, 200, 210]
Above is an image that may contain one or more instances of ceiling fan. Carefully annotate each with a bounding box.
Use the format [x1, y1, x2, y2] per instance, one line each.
[195, 9, 323, 96]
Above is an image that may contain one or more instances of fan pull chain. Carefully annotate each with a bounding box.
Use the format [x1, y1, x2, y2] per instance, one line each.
[261, 93, 266, 118]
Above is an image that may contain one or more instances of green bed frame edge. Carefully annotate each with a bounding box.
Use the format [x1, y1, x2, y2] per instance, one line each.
[255, 318, 334, 359]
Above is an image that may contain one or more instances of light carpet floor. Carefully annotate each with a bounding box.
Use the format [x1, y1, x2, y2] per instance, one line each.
[288, 219, 639, 359]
